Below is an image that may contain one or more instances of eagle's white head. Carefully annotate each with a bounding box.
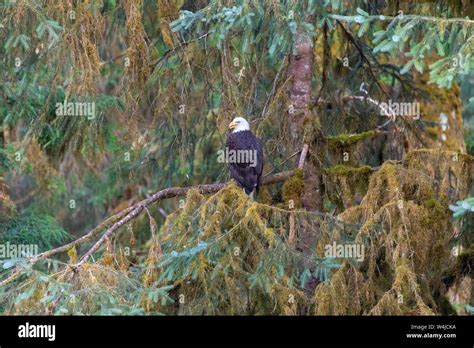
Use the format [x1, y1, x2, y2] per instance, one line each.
[229, 117, 250, 133]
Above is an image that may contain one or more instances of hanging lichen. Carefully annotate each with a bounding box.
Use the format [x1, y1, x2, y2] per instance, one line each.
[317, 149, 473, 315]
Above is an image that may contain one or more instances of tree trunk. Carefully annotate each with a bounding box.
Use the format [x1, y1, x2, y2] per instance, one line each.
[288, 26, 323, 293]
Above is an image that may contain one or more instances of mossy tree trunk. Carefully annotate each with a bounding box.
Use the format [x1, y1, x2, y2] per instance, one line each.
[288, 21, 324, 292]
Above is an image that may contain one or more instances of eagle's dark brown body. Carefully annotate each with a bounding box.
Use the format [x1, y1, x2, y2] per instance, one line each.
[226, 130, 264, 195]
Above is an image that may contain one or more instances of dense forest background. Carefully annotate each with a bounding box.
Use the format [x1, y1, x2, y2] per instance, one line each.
[0, 0, 473, 315]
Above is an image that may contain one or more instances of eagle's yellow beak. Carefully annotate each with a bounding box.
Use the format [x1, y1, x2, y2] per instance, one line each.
[229, 120, 237, 130]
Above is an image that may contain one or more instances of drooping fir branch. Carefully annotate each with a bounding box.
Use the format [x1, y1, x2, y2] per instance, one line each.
[0, 168, 298, 286]
[331, 8, 474, 88]
[73, 168, 301, 268]
[337, 20, 390, 100]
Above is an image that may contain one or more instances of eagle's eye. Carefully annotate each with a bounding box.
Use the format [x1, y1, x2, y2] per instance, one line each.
[229, 119, 239, 129]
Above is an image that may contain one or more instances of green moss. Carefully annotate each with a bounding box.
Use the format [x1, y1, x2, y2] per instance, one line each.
[464, 127, 474, 156]
[417, 195, 447, 230]
[424, 197, 442, 210]
[327, 130, 375, 148]
[324, 165, 372, 211]
[282, 169, 304, 207]
[257, 186, 272, 205]
[325, 164, 372, 177]
[425, 126, 439, 139]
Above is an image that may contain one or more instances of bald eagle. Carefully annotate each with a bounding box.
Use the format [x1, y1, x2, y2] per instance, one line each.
[226, 117, 264, 198]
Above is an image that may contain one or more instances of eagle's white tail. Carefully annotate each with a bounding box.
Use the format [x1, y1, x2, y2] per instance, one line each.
[249, 191, 254, 201]
[243, 188, 255, 201]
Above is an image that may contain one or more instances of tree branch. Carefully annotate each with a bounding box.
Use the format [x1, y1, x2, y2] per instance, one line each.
[73, 170, 296, 267]
[0, 169, 298, 286]
[298, 144, 309, 170]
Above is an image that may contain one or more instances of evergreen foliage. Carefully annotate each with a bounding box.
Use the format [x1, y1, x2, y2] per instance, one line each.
[0, 0, 472, 316]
